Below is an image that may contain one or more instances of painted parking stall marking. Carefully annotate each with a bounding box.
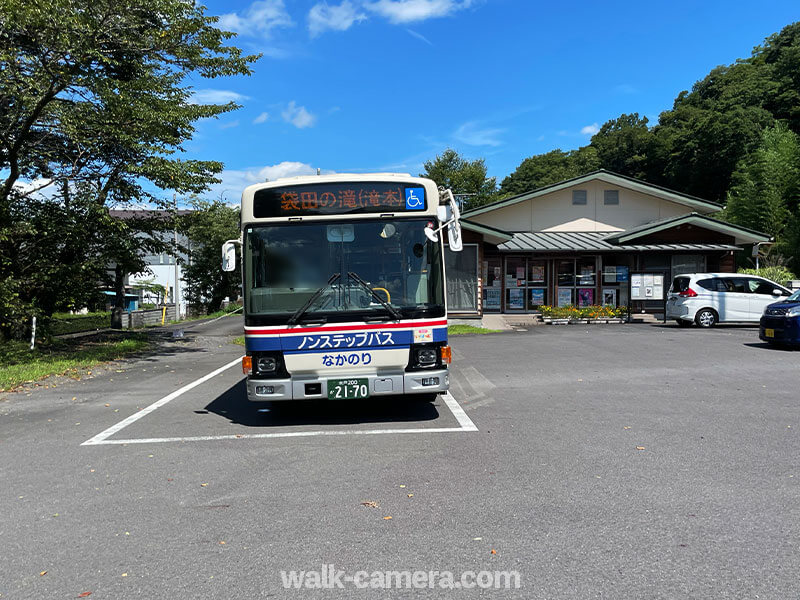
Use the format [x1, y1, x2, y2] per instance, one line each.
[81, 358, 476, 446]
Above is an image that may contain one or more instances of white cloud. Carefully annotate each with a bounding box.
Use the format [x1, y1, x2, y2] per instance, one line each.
[453, 121, 504, 147]
[406, 28, 433, 45]
[210, 162, 335, 201]
[365, 0, 473, 24]
[308, 1, 367, 37]
[218, 0, 294, 38]
[282, 101, 316, 128]
[190, 89, 249, 104]
[220, 120, 240, 129]
[580, 123, 600, 135]
[253, 112, 269, 124]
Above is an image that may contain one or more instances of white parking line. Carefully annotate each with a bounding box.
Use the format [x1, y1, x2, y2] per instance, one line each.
[81, 359, 477, 446]
[81, 357, 242, 446]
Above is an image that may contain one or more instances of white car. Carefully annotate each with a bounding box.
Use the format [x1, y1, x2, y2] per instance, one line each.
[666, 273, 792, 327]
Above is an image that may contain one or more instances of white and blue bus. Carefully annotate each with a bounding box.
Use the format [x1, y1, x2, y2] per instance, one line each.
[222, 173, 462, 402]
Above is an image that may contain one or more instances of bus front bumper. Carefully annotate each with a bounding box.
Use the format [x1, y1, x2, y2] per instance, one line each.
[246, 369, 450, 401]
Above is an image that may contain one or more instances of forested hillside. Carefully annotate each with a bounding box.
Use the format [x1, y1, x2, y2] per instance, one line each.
[500, 22, 800, 271]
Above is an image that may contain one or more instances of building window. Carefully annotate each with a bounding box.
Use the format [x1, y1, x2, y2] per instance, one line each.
[572, 190, 587, 205]
[604, 190, 619, 205]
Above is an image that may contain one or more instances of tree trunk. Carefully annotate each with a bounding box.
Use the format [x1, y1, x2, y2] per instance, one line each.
[111, 264, 126, 329]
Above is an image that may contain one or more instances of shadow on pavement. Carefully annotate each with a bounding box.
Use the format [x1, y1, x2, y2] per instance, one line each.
[202, 380, 441, 428]
[743, 341, 798, 351]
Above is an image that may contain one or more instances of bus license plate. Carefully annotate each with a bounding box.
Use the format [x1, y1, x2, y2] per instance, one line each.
[328, 378, 369, 400]
[765, 328, 775, 338]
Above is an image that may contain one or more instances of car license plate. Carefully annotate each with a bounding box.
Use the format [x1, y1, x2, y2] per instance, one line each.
[765, 328, 775, 338]
[328, 378, 369, 400]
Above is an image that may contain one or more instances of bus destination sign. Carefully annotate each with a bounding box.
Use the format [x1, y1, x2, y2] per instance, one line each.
[253, 182, 427, 217]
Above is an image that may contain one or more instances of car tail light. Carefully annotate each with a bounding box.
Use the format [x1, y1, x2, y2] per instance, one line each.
[678, 288, 698, 298]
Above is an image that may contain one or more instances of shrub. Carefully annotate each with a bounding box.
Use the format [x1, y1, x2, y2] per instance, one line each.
[539, 305, 628, 319]
[738, 266, 796, 285]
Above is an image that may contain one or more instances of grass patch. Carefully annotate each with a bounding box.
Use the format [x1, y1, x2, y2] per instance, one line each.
[0, 333, 151, 392]
[448, 324, 502, 335]
[231, 335, 245, 346]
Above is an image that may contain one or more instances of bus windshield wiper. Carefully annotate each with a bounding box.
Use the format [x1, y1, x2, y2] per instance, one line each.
[347, 271, 402, 321]
[287, 273, 341, 326]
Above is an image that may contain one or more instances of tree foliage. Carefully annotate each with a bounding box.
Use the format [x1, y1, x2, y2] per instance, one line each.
[420, 149, 498, 209]
[180, 200, 241, 313]
[723, 124, 800, 271]
[499, 147, 599, 196]
[0, 0, 257, 338]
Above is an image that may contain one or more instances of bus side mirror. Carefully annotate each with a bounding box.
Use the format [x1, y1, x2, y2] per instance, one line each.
[440, 189, 463, 252]
[222, 240, 237, 272]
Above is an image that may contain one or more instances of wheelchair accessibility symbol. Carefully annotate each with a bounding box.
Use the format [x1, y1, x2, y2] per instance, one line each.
[405, 187, 425, 210]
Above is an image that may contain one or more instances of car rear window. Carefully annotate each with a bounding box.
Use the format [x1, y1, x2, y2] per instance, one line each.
[697, 278, 727, 292]
[671, 277, 690, 293]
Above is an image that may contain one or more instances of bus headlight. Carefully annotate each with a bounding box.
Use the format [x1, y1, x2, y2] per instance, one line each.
[416, 347, 438, 367]
[256, 356, 277, 374]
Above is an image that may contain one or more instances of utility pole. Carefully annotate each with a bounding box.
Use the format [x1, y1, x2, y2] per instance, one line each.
[174, 193, 180, 320]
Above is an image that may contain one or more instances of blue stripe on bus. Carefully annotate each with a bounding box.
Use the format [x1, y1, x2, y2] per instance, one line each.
[245, 337, 282, 352]
[245, 326, 447, 352]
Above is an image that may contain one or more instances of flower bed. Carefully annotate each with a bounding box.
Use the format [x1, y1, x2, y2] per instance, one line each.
[539, 305, 629, 323]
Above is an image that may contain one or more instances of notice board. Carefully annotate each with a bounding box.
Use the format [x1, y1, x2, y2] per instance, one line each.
[630, 272, 666, 301]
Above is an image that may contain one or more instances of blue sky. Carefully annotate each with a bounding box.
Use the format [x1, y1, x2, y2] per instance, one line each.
[189, 0, 800, 201]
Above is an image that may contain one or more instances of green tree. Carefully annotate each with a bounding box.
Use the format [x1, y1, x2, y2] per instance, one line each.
[499, 146, 599, 196]
[180, 200, 241, 313]
[723, 123, 800, 270]
[0, 0, 258, 337]
[420, 149, 498, 209]
[590, 113, 657, 180]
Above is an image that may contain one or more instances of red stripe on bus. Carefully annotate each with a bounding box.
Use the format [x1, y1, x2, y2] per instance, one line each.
[245, 319, 447, 336]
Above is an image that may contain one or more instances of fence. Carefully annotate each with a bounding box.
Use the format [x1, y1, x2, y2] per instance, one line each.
[122, 305, 177, 328]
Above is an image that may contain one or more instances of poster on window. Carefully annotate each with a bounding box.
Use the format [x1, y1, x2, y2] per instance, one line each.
[557, 288, 572, 307]
[602, 288, 617, 306]
[577, 288, 594, 307]
[530, 288, 545, 306]
[529, 265, 545, 283]
[579, 267, 595, 285]
[484, 288, 501, 309]
[508, 288, 524, 309]
[604, 266, 617, 283]
[616, 266, 629, 282]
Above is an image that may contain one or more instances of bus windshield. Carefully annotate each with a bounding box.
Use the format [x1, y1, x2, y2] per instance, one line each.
[244, 218, 444, 322]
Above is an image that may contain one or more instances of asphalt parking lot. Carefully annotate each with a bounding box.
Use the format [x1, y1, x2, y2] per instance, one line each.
[1, 319, 798, 599]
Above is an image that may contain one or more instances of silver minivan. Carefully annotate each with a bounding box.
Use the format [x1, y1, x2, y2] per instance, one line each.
[666, 273, 792, 327]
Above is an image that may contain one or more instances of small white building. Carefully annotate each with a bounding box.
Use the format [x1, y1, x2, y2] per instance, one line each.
[110, 209, 192, 318]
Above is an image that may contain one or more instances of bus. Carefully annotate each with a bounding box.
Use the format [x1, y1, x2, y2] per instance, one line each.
[222, 173, 462, 402]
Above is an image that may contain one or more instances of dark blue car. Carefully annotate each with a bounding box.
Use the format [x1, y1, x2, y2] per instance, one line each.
[760, 289, 800, 346]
